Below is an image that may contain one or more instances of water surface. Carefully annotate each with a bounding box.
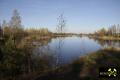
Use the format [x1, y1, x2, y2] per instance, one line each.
[35, 36, 120, 66]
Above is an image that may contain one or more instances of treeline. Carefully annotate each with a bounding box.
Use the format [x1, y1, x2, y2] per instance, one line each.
[25, 28, 52, 40]
[0, 10, 52, 39]
[26, 28, 52, 36]
[94, 24, 120, 37]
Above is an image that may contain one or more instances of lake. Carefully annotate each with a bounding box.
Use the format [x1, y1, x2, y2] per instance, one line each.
[34, 36, 120, 67]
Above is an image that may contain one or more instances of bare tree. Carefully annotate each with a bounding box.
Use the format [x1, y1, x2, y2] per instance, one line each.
[116, 24, 120, 37]
[2, 20, 7, 28]
[56, 14, 66, 34]
[2, 20, 8, 35]
[0, 23, 3, 39]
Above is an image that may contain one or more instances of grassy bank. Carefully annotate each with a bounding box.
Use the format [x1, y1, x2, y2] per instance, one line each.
[35, 48, 120, 80]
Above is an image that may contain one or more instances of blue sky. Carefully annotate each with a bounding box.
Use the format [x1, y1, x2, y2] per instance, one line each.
[0, 0, 120, 33]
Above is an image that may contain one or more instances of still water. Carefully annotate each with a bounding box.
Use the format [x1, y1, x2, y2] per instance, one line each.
[34, 36, 120, 66]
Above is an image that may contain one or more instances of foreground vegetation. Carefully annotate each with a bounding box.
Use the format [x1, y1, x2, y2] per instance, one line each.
[0, 10, 55, 80]
[36, 48, 120, 80]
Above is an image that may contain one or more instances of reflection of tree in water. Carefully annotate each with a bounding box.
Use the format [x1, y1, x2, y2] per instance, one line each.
[96, 40, 120, 49]
[54, 37, 65, 67]
[31, 38, 57, 70]
[32, 37, 66, 69]
[33, 45, 55, 67]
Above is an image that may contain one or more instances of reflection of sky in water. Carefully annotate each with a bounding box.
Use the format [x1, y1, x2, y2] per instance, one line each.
[47, 37, 101, 65]
[37, 37, 120, 66]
